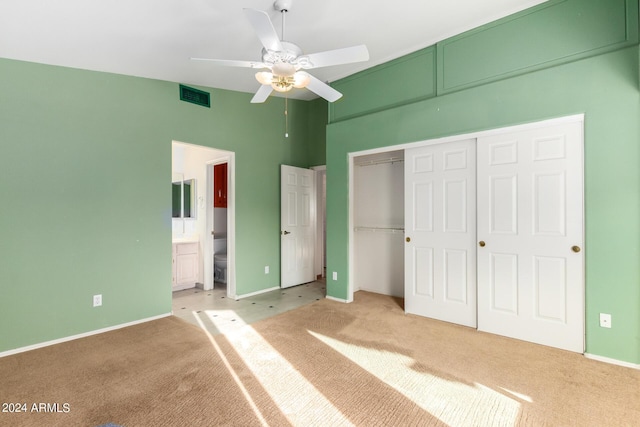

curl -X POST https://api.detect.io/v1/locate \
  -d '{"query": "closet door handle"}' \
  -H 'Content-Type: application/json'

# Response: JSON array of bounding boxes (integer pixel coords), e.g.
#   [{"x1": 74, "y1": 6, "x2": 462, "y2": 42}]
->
[
  {"x1": 406, "y1": 237, "x2": 411, "y2": 243},
  {"x1": 479, "y1": 241, "x2": 486, "y2": 247},
  {"x1": 282, "y1": 230, "x2": 291, "y2": 235}
]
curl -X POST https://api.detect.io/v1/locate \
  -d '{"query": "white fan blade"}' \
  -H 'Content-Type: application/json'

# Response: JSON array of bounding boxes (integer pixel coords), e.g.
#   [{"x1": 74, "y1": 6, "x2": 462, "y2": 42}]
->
[
  {"x1": 243, "y1": 8, "x2": 284, "y2": 52},
  {"x1": 251, "y1": 84, "x2": 273, "y2": 103},
  {"x1": 190, "y1": 58, "x2": 266, "y2": 69},
  {"x1": 302, "y1": 72, "x2": 343, "y2": 102},
  {"x1": 300, "y1": 45, "x2": 369, "y2": 69}
]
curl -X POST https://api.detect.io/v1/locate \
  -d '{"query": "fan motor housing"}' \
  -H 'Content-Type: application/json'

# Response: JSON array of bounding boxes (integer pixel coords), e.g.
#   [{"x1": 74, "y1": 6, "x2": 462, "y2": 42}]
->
[
  {"x1": 262, "y1": 41, "x2": 302, "y2": 66},
  {"x1": 274, "y1": 0, "x2": 293, "y2": 12}
]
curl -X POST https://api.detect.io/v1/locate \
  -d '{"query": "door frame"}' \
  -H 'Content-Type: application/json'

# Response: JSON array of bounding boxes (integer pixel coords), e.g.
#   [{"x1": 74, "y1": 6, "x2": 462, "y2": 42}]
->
[
  {"x1": 346, "y1": 114, "x2": 585, "y2": 303},
  {"x1": 311, "y1": 165, "x2": 327, "y2": 280},
  {"x1": 205, "y1": 154, "x2": 235, "y2": 298},
  {"x1": 171, "y1": 140, "x2": 235, "y2": 298}
]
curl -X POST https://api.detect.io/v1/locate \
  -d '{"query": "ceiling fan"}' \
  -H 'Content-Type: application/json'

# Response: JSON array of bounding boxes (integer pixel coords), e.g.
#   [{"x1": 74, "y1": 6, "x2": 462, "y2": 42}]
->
[{"x1": 191, "y1": 0, "x2": 369, "y2": 103}]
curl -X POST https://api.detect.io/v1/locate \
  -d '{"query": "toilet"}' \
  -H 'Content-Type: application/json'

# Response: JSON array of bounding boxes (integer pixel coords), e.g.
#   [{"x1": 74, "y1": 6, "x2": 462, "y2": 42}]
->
[{"x1": 214, "y1": 238, "x2": 227, "y2": 283}]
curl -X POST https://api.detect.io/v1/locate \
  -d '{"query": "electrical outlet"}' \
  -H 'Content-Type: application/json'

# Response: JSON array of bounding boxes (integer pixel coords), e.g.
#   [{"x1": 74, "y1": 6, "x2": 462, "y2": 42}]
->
[
  {"x1": 332, "y1": 272, "x2": 338, "y2": 281},
  {"x1": 264, "y1": 266, "x2": 269, "y2": 274},
  {"x1": 599, "y1": 313, "x2": 611, "y2": 328},
  {"x1": 93, "y1": 294, "x2": 102, "y2": 307}
]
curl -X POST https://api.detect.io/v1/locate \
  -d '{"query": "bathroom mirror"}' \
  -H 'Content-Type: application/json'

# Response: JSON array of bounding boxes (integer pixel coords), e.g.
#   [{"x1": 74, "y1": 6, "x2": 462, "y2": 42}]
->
[
  {"x1": 171, "y1": 175, "x2": 196, "y2": 219},
  {"x1": 182, "y1": 179, "x2": 195, "y2": 218}
]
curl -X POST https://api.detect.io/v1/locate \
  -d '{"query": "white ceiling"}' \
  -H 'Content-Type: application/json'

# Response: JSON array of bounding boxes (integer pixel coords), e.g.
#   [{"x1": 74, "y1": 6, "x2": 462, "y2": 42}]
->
[{"x1": 0, "y1": 0, "x2": 548, "y2": 101}]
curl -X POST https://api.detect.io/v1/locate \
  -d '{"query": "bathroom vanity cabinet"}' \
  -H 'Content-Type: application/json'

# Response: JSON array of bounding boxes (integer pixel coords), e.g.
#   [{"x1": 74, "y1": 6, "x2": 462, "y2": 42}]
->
[{"x1": 172, "y1": 242, "x2": 199, "y2": 291}]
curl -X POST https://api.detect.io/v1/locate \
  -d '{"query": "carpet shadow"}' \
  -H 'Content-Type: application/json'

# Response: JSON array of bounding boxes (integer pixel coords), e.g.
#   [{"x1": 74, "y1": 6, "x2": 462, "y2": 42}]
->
[
  {"x1": 247, "y1": 293, "x2": 483, "y2": 426},
  {"x1": 248, "y1": 291, "x2": 640, "y2": 427}
]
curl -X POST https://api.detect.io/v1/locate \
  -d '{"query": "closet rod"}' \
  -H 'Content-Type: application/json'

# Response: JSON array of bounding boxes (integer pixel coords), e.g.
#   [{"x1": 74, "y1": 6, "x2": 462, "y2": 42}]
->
[{"x1": 355, "y1": 157, "x2": 404, "y2": 167}]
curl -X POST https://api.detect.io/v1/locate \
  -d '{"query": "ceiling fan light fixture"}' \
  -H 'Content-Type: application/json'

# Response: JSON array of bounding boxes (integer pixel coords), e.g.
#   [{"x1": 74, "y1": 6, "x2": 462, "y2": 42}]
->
[
  {"x1": 255, "y1": 71, "x2": 273, "y2": 85},
  {"x1": 271, "y1": 75, "x2": 294, "y2": 92},
  {"x1": 193, "y1": 2, "x2": 369, "y2": 104},
  {"x1": 293, "y1": 71, "x2": 310, "y2": 88},
  {"x1": 256, "y1": 70, "x2": 308, "y2": 92}
]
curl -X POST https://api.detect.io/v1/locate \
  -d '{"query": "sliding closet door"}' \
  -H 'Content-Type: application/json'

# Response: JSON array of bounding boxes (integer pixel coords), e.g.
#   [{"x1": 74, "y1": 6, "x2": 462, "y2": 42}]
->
[
  {"x1": 404, "y1": 140, "x2": 477, "y2": 327},
  {"x1": 476, "y1": 122, "x2": 584, "y2": 353}
]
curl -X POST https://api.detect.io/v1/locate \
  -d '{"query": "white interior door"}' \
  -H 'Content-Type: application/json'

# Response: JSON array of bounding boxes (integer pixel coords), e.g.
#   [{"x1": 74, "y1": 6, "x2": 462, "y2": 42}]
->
[
  {"x1": 404, "y1": 140, "x2": 477, "y2": 327},
  {"x1": 281, "y1": 165, "x2": 316, "y2": 288},
  {"x1": 477, "y1": 121, "x2": 584, "y2": 353}
]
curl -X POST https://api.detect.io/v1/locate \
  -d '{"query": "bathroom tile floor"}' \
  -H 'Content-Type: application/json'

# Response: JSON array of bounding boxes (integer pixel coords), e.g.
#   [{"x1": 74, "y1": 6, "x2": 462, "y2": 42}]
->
[{"x1": 172, "y1": 279, "x2": 326, "y2": 336}]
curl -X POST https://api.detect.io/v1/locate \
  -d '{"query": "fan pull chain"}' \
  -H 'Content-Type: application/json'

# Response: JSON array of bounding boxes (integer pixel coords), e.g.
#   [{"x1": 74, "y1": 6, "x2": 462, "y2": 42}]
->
[{"x1": 285, "y1": 96, "x2": 289, "y2": 138}]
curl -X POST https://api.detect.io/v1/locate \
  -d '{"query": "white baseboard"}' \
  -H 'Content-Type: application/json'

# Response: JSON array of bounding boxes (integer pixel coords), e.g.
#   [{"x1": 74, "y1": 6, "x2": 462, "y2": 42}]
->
[
  {"x1": 0, "y1": 313, "x2": 172, "y2": 358},
  {"x1": 326, "y1": 295, "x2": 352, "y2": 303},
  {"x1": 584, "y1": 353, "x2": 640, "y2": 370},
  {"x1": 235, "y1": 286, "x2": 280, "y2": 300}
]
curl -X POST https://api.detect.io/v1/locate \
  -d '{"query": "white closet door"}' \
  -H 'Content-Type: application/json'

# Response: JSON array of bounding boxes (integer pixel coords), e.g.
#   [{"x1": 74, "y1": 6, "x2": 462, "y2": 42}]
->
[
  {"x1": 404, "y1": 139, "x2": 477, "y2": 327},
  {"x1": 477, "y1": 122, "x2": 584, "y2": 353}
]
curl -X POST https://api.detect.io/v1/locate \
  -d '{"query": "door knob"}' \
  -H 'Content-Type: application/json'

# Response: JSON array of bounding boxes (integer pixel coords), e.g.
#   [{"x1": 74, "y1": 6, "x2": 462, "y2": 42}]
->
[
  {"x1": 282, "y1": 230, "x2": 291, "y2": 235},
  {"x1": 406, "y1": 237, "x2": 411, "y2": 243},
  {"x1": 479, "y1": 241, "x2": 486, "y2": 247},
  {"x1": 572, "y1": 245, "x2": 581, "y2": 253}
]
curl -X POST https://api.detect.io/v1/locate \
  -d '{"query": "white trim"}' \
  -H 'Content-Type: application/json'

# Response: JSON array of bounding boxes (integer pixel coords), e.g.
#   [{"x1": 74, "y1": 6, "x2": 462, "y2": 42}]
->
[
  {"x1": 584, "y1": 353, "x2": 640, "y2": 370},
  {"x1": 205, "y1": 162, "x2": 214, "y2": 290},
  {"x1": 235, "y1": 286, "x2": 280, "y2": 300},
  {"x1": 346, "y1": 114, "x2": 585, "y2": 303},
  {"x1": 325, "y1": 295, "x2": 352, "y2": 303},
  {"x1": 347, "y1": 157, "x2": 355, "y2": 302},
  {"x1": 311, "y1": 165, "x2": 327, "y2": 279},
  {"x1": 349, "y1": 114, "x2": 586, "y2": 159},
  {"x1": 0, "y1": 313, "x2": 172, "y2": 358},
  {"x1": 204, "y1": 154, "x2": 236, "y2": 299},
  {"x1": 226, "y1": 154, "x2": 237, "y2": 299}
]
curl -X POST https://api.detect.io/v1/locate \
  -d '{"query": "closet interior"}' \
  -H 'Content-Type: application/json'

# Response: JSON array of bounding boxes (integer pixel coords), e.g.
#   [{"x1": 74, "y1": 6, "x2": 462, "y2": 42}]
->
[{"x1": 353, "y1": 150, "x2": 405, "y2": 297}]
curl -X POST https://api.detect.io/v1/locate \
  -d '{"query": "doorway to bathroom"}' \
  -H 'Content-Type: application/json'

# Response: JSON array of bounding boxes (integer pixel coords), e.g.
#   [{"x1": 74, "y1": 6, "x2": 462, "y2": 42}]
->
[
  {"x1": 209, "y1": 161, "x2": 229, "y2": 290},
  {"x1": 172, "y1": 141, "x2": 235, "y2": 298}
]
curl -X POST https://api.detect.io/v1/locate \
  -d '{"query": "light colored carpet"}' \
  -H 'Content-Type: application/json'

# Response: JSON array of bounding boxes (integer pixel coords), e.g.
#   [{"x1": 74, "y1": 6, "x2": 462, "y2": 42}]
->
[{"x1": 1, "y1": 291, "x2": 638, "y2": 426}]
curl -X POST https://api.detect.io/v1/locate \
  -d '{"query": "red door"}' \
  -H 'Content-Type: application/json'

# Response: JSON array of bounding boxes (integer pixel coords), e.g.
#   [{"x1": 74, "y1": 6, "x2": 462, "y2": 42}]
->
[{"x1": 214, "y1": 163, "x2": 227, "y2": 208}]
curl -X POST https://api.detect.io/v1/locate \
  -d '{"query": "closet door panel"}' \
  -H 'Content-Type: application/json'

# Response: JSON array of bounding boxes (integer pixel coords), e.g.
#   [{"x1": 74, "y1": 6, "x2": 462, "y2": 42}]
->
[
  {"x1": 477, "y1": 121, "x2": 584, "y2": 353},
  {"x1": 405, "y1": 139, "x2": 477, "y2": 327}
]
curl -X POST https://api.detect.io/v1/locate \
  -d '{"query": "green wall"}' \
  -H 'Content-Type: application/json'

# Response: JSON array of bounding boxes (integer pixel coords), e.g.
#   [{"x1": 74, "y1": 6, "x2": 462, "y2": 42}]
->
[
  {"x1": 0, "y1": 58, "x2": 323, "y2": 353},
  {"x1": 326, "y1": 0, "x2": 640, "y2": 364},
  {"x1": 306, "y1": 98, "x2": 328, "y2": 166}
]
